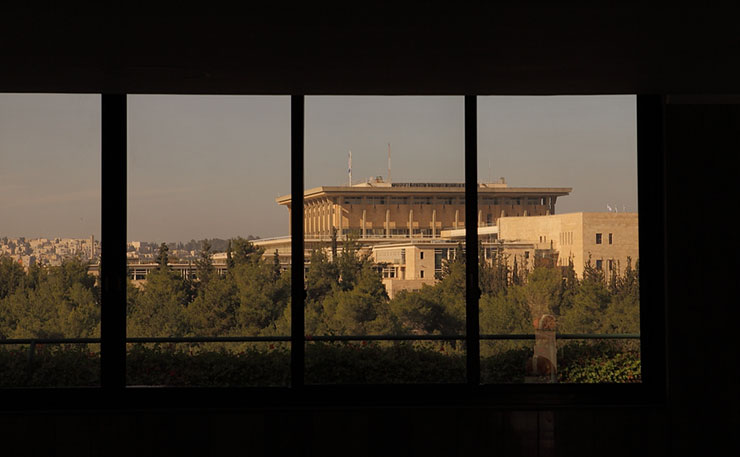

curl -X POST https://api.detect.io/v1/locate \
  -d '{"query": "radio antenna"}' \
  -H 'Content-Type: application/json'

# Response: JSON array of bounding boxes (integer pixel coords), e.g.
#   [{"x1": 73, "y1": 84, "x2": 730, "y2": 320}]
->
[{"x1": 387, "y1": 143, "x2": 392, "y2": 184}]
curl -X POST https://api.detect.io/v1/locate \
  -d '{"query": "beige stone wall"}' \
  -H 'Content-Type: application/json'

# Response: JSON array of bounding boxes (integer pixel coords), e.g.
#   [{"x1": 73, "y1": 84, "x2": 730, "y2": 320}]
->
[
  {"x1": 402, "y1": 245, "x2": 436, "y2": 280},
  {"x1": 382, "y1": 278, "x2": 436, "y2": 299},
  {"x1": 498, "y1": 212, "x2": 639, "y2": 278},
  {"x1": 579, "y1": 212, "x2": 639, "y2": 277}
]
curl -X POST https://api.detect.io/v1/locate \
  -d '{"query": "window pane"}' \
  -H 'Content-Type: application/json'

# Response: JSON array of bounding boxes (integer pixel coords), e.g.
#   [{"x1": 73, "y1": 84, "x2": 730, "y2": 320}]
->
[
  {"x1": 478, "y1": 96, "x2": 640, "y2": 384},
  {"x1": 0, "y1": 94, "x2": 101, "y2": 387},
  {"x1": 126, "y1": 95, "x2": 290, "y2": 387},
  {"x1": 304, "y1": 96, "x2": 466, "y2": 384}
]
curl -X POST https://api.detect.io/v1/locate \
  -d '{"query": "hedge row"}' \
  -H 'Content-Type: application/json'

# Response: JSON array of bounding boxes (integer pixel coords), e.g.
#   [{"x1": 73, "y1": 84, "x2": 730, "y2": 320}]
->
[{"x1": 0, "y1": 341, "x2": 640, "y2": 387}]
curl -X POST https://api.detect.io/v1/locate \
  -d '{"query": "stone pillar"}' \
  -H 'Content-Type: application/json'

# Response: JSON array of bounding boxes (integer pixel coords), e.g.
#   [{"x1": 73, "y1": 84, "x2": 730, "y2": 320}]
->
[
  {"x1": 310, "y1": 203, "x2": 315, "y2": 236},
  {"x1": 314, "y1": 202, "x2": 318, "y2": 236},
  {"x1": 308, "y1": 203, "x2": 313, "y2": 236},
  {"x1": 478, "y1": 209, "x2": 482, "y2": 227},
  {"x1": 320, "y1": 200, "x2": 325, "y2": 235},
  {"x1": 408, "y1": 209, "x2": 413, "y2": 238},
  {"x1": 318, "y1": 200, "x2": 323, "y2": 235},
  {"x1": 455, "y1": 209, "x2": 459, "y2": 229},
  {"x1": 337, "y1": 204, "x2": 344, "y2": 237},
  {"x1": 525, "y1": 314, "x2": 557, "y2": 383},
  {"x1": 326, "y1": 200, "x2": 331, "y2": 236},
  {"x1": 432, "y1": 209, "x2": 437, "y2": 238},
  {"x1": 305, "y1": 203, "x2": 310, "y2": 236},
  {"x1": 361, "y1": 209, "x2": 366, "y2": 238},
  {"x1": 385, "y1": 209, "x2": 390, "y2": 238}
]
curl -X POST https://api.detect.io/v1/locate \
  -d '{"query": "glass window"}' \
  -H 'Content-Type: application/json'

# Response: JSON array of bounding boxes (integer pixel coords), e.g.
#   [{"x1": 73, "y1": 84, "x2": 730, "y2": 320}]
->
[
  {"x1": 305, "y1": 96, "x2": 465, "y2": 384},
  {"x1": 0, "y1": 94, "x2": 101, "y2": 387},
  {"x1": 126, "y1": 95, "x2": 291, "y2": 387},
  {"x1": 478, "y1": 95, "x2": 639, "y2": 384}
]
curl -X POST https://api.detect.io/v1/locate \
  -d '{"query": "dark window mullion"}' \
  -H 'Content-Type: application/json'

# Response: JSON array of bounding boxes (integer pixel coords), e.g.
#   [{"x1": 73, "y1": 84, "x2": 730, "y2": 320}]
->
[
  {"x1": 291, "y1": 95, "x2": 305, "y2": 389},
  {"x1": 465, "y1": 95, "x2": 481, "y2": 386},
  {"x1": 100, "y1": 94, "x2": 127, "y2": 389},
  {"x1": 636, "y1": 94, "x2": 667, "y2": 396}
]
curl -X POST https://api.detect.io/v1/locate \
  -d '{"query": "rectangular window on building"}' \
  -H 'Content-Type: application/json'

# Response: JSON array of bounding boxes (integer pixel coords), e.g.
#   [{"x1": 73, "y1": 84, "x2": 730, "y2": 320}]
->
[
  {"x1": 343, "y1": 197, "x2": 363, "y2": 205},
  {"x1": 413, "y1": 197, "x2": 434, "y2": 205},
  {"x1": 609, "y1": 233, "x2": 613, "y2": 244},
  {"x1": 420, "y1": 251, "x2": 424, "y2": 260},
  {"x1": 419, "y1": 270, "x2": 424, "y2": 278},
  {"x1": 596, "y1": 233, "x2": 603, "y2": 244},
  {"x1": 596, "y1": 259, "x2": 603, "y2": 271}
]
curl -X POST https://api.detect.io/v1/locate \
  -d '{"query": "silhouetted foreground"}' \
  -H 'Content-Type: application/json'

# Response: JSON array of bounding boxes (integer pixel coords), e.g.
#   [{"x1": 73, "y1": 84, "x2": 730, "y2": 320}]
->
[{"x1": 0, "y1": 341, "x2": 639, "y2": 387}]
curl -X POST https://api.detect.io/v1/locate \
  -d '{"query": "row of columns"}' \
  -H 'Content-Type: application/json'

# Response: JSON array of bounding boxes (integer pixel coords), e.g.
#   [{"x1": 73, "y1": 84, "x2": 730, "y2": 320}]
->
[
  {"x1": 303, "y1": 198, "x2": 337, "y2": 237},
  {"x1": 298, "y1": 197, "x2": 557, "y2": 237}
]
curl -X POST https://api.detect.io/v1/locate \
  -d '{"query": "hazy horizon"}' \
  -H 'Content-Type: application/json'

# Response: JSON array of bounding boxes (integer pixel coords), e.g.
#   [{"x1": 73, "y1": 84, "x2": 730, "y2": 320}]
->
[{"x1": 1, "y1": 94, "x2": 637, "y2": 243}]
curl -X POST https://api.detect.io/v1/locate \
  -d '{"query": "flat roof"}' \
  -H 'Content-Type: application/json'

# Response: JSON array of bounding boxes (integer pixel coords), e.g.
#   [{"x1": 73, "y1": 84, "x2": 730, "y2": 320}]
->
[{"x1": 277, "y1": 183, "x2": 572, "y2": 205}]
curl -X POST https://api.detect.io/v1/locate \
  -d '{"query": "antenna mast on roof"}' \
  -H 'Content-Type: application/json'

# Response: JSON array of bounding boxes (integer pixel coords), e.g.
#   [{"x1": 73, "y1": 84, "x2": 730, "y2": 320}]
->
[
  {"x1": 348, "y1": 150, "x2": 352, "y2": 186},
  {"x1": 388, "y1": 143, "x2": 391, "y2": 184}
]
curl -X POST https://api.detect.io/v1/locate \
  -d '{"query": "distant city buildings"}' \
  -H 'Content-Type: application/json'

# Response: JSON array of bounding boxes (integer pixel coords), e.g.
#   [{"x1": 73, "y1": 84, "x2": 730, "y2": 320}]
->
[{"x1": 0, "y1": 236, "x2": 99, "y2": 268}]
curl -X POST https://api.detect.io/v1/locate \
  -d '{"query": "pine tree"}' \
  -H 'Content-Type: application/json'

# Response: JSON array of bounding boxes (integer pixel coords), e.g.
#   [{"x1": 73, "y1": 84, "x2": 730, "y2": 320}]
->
[
  {"x1": 194, "y1": 240, "x2": 215, "y2": 288},
  {"x1": 226, "y1": 239, "x2": 234, "y2": 269},
  {"x1": 331, "y1": 226, "x2": 338, "y2": 259},
  {"x1": 155, "y1": 242, "x2": 169, "y2": 269},
  {"x1": 231, "y1": 237, "x2": 264, "y2": 266},
  {"x1": 559, "y1": 256, "x2": 610, "y2": 333},
  {"x1": 272, "y1": 249, "x2": 281, "y2": 281}
]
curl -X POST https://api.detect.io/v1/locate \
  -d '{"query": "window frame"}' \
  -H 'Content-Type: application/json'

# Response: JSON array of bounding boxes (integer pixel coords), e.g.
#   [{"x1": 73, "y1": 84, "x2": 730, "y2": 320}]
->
[{"x1": 1, "y1": 94, "x2": 667, "y2": 411}]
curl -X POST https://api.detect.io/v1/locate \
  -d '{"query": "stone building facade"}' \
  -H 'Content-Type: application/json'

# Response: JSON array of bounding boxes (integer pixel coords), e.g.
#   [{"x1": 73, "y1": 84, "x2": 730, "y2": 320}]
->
[
  {"x1": 276, "y1": 178, "x2": 571, "y2": 239},
  {"x1": 497, "y1": 212, "x2": 639, "y2": 279}
]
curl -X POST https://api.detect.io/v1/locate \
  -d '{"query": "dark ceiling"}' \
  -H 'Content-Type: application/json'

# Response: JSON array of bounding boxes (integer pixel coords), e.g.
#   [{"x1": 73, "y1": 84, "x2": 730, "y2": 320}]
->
[{"x1": 2, "y1": 6, "x2": 738, "y2": 94}]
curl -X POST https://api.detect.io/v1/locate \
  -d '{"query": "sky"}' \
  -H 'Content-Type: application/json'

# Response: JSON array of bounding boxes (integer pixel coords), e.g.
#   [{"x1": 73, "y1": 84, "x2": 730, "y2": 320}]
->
[{"x1": 0, "y1": 94, "x2": 636, "y2": 242}]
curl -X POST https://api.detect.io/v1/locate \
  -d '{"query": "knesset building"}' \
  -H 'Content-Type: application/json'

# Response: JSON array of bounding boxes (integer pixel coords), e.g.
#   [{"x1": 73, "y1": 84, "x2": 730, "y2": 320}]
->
[
  {"x1": 276, "y1": 177, "x2": 571, "y2": 239},
  {"x1": 254, "y1": 179, "x2": 636, "y2": 297}
]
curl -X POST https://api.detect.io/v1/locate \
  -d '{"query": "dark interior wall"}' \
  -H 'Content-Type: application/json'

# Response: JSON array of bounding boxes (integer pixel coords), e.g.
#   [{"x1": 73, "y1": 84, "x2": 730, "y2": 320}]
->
[{"x1": 1, "y1": 6, "x2": 739, "y2": 456}]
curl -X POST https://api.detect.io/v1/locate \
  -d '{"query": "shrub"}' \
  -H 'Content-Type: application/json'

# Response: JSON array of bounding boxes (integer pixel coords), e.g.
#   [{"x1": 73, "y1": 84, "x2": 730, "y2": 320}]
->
[{"x1": 0, "y1": 340, "x2": 640, "y2": 386}]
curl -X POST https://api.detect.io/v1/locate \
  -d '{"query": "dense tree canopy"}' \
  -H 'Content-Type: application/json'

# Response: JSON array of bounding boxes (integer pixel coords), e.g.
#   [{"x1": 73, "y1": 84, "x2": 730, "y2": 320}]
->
[
  {"x1": 0, "y1": 256, "x2": 99, "y2": 339},
  {"x1": 1, "y1": 243, "x2": 639, "y2": 345}
]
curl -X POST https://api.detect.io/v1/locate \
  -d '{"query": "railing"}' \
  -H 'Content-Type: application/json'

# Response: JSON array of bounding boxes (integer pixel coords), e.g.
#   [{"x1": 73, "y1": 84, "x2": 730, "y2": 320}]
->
[{"x1": 1, "y1": 333, "x2": 639, "y2": 384}]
